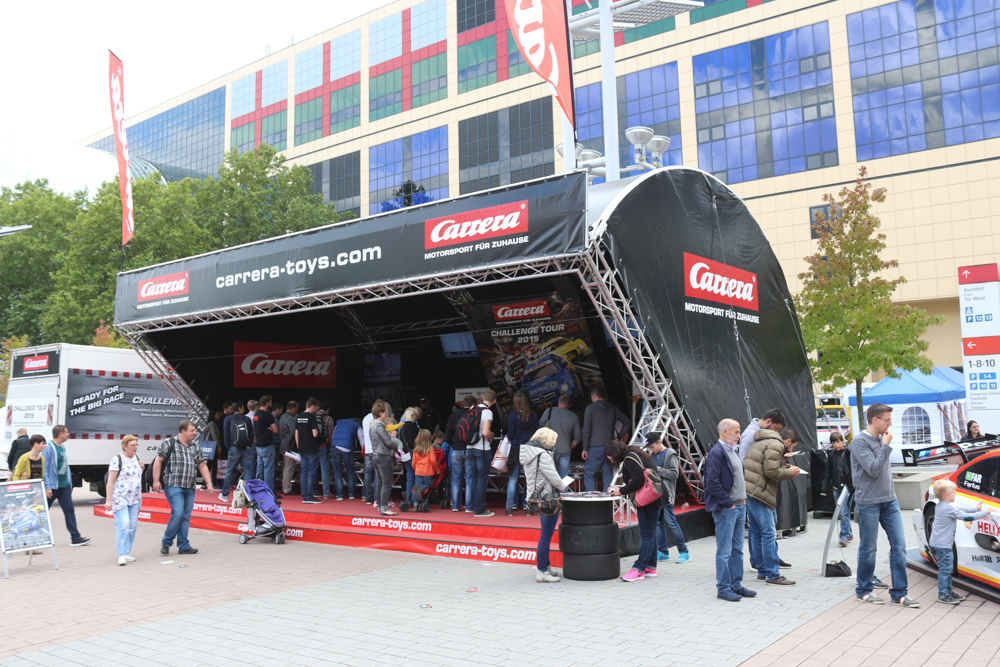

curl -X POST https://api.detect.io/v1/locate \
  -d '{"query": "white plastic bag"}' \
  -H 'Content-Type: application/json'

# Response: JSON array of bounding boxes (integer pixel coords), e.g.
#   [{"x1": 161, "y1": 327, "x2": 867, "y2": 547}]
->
[{"x1": 492, "y1": 436, "x2": 511, "y2": 473}]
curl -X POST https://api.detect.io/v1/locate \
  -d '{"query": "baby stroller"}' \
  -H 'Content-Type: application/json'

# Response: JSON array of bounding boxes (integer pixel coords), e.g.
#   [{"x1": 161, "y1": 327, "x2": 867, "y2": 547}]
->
[
  {"x1": 235, "y1": 479, "x2": 287, "y2": 545},
  {"x1": 424, "y1": 447, "x2": 451, "y2": 510}
]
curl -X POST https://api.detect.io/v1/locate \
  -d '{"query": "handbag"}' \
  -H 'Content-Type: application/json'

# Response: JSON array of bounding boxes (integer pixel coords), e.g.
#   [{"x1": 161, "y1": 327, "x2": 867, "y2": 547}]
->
[
  {"x1": 492, "y1": 436, "x2": 510, "y2": 473},
  {"x1": 526, "y1": 452, "x2": 561, "y2": 517},
  {"x1": 824, "y1": 560, "x2": 852, "y2": 577},
  {"x1": 630, "y1": 454, "x2": 663, "y2": 507}
]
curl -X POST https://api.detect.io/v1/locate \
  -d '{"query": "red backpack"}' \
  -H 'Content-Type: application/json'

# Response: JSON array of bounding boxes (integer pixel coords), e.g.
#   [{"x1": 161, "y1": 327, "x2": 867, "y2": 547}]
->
[{"x1": 453, "y1": 406, "x2": 483, "y2": 448}]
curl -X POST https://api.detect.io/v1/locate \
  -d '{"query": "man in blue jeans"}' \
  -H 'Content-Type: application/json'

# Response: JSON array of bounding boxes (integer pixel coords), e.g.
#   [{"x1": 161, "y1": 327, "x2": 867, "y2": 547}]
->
[
  {"x1": 219, "y1": 402, "x2": 255, "y2": 502},
  {"x1": 646, "y1": 432, "x2": 690, "y2": 563},
  {"x1": 445, "y1": 395, "x2": 476, "y2": 512},
  {"x1": 742, "y1": 426, "x2": 799, "y2": 586},
  {"x1": 296, "y1": 398, "x2": 323, "y2": 504},
  {"x1": 468, "y1": 391, "x2": 497, "y2": 517},
  {"x1": 42, "y1": 425, "x2": 91, "y2": 546},
  {"x1": 703, "y1": 419, "x2": 756, "y2": 602},
  {"x1": 153, "y1": 421, "x2": 214, "y2": 555},
  {"x1": 253, "y1": 395, "x2": 279, "y2": 494},
  {"x1": 581, "y1": 386, "x2": 629, "y2": 492},
  {"x1": 851, "y1": 403, "x2": 919, "y2": 608}
]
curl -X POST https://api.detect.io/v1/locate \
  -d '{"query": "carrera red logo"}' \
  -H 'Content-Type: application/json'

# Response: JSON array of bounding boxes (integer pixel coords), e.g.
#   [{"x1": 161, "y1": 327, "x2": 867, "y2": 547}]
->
[
  {"x1": 424, "y1": 201, "x2": 529, "y2": 249},
  {"x1": 6, "y1": 483, "x2": 30, "y2": 492},
  {"x1": 684, "y1": 253, "x2": 758, "y2": 311},
  {"x1": 493, "y1": 300, "x2": 550, "y2": 322},
  {"x1": 234, "y1": 342, "x2": 337, "y2": 389},
  {"x1": 138, "y1": 271, "x2": 189, "y2": 302},
  {"x1": 23, "y1": 356, "x2": 49, "y2": 371}
]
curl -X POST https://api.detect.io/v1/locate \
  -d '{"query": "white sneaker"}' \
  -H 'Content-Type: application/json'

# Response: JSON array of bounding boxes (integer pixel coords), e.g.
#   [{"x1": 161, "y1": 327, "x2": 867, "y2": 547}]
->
[
  {"x1": 536, "y1": 569, "x2": 561, "y2": 583},
  {"x1": 218, "y1": 493, "x2": 229, "y2": 502},
  {"x1": 118, "y1": 556, "x2": 127, "y2": 566},
  {"x1": 124, "y1": 555, "x2": 136, "y2": 562}
]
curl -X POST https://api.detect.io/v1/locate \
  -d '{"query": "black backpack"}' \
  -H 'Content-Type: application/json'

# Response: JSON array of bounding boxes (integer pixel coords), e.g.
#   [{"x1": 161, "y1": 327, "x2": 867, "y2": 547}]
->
[
  {"x1": 142, "y1": 439, "x2": 177, "y2": 492},
  {"x1": 454, "y1": 406, "x2": 483, "y2": 448},
  {"x1": 230, "y1": 417, "x2": 252, "y2": 448}
]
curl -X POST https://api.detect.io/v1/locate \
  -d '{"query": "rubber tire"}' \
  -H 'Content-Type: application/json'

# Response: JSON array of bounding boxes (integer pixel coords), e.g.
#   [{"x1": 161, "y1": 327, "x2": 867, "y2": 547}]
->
[
  {"x1": 559, "y1": 523, "x2": 619, "y2": 556},
  {"x1": 419, "y1": 501, "x2": 430, "y2": 513},
  {"x1": 562, "y1": 552, "x2": 621, "y2": 581},
  {"x1": 440, "y1": 499, "x2": 451, "y2": 510},
  {"x1": 400, "y1": 502, "x2": 411, "y2": 512},
  {"x1": 239, "y1": 533, "x2": 248, "y2": 544},
  {"x1": 562, "y1": 500, "x2": 614, "y2": 526},
  {"x1": 276, "y1": 533, "x2": 285, "y2": 545}
]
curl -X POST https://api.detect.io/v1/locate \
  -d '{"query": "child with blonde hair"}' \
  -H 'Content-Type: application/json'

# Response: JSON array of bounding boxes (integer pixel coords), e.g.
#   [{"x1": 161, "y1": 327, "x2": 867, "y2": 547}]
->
[
  {"x1": 410, "y1": 429, "x2": 439, "y2": 512},
  {"x1": 929, "y1": 479, "x2": 989, "y2": 604}
]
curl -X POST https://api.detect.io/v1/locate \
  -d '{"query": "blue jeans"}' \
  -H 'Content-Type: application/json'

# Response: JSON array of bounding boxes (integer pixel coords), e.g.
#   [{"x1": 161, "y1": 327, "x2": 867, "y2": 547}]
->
[
  {"x1": 856, "y1": 499, "x2": 908, "y2": 599},
  {"x1": 318, "y1": 446, "x2": 330, "y2": 496},
  {"x1": 537, "y1": 511, "x2": 560, "y2": 572},
  {"x1": 633, "y1": 502, "x2": 659, "y2": 572},
  {"x1": 584, "y1": 446, "x2": 613, "y2": 492},
  {"x1": 47, "y1": 484, "x2": 81, "y2": 540},
  {"x1": 222, "y1": 446, "x2": 255, "y2": 495},
  {"x1": 836, "y1": 487, "x2": 854, "y2": 542},
  {"x1": 300, "y1": 452, "x2": 321, "y2": 502},
  {"x1": 747, "y1": 497, "x2": 780, "y2": 580},
  {"x1": 255, "y1": 446, "x2": 276, "y2": 493},
  {"x1": 931, "y1": 545, "x2": 955, "y2": 599},
  {"x1": 712, "y1": 503, "x2": 746, "y2": 595},
  {"x1": 656, "y1": 503, "x2": 689, "y2": 554},
  {"x1": 331, "y1": 448, "x2": 357, "y2": 499},
  {"x1": 450, "y1": 450, "x2": 473, "y2": 510},
  {"x1": 162, "y1": 486, "x2": 195, "y2": 550},
  {"x1": 114, "y1": 503, "x2": 139, "y2": 556},
  {"x1": 414, "y1": 475, "x2": 433, "y2": 499},
  {"x1": 468, "y1": 448, "x2": 491, "y2": 514},
  {"x1": 506, "y1": 459, "x2": 523, "y2": 509},
  {"x1": 363, "y1": 453, "x2": 375, "y2": 502},
  {"x1": 554, "y1": 453, "x2": 571, "y2": 479},
  {"x1": 403, "y1": 459, "x2": 416, "y2": 503}
]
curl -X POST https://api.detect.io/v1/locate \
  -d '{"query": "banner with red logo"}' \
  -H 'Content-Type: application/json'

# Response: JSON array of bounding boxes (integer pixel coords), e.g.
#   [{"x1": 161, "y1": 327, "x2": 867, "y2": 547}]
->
[
  {"x1": 503, "y1": 0, "x2": 576, "y2": 127},
  {"x1": 12, "y1": 349, "x2": 60, "y2": 378},
  {"x1": 233, "y1": 342, "x2": 337, "y2": 389},
  {"x1": 115, "y1": 172, "x2": 586, "y2": 325},
  {"x1": 108, "y1": 51, "x2": 135, "y2": 246}
]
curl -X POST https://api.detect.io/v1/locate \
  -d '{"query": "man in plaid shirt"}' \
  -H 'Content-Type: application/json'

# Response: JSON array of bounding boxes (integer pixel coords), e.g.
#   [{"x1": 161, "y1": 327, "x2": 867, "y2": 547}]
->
[
  {"x1": 318, "y1": 402, "x2": 337, "y2": 499},
  {"x1": 153, "y1": 420, "x2": 214, "y2": 555}
]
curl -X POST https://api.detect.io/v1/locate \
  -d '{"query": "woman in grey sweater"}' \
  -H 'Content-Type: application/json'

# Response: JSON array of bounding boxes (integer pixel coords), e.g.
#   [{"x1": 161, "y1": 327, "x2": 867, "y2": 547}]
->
[
  {"x1": 520, "y1": 427, "x2": 568, "y2": 583},
  {"x1": 370, "y1": 403, "x2": 401, "y2": 516}
]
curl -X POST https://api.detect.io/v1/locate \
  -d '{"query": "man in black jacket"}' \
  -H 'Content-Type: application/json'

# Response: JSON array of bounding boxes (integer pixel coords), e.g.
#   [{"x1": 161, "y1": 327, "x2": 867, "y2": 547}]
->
[
  {"x1": 7, "y1": 429, "x2": 30, "y2": 472},
  {"x1": 827, "y1": 432, "x2": 854, "y2": 547},
  {"x1": 582, "y1": 386, "x2": 630, "y2": 491}
]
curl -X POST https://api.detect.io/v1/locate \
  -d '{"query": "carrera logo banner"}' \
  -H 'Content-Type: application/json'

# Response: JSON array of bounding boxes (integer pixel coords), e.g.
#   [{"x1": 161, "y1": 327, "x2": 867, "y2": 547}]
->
[
  {"x1": 684, "y1": 253, "x2": 759, "y2": 312},
  {"x1": 424, "y1": 201, "x2": 529, "y2": 250},
  {"x1": 234, "y1": 342, "x2": 337, "y2": 389},
  {"x1": 23, "y1": 356, "x2": 49, "y2": 371},
  {"x1": 138, "y1": 271, "x2": 189, "y2": 303},
  {"x1": 493, "y1": 300, "x2": 550, "y2": 322}
]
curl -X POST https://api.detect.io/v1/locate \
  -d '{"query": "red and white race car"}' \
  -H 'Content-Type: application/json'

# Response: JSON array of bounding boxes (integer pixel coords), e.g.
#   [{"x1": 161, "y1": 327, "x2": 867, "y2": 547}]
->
[{"x1": 913, "y1": 450, "x2": 1000, "y2": 590}]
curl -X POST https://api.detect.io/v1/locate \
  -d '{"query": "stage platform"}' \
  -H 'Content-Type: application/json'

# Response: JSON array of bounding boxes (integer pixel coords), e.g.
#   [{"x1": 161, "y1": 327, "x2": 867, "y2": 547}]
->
[{"x1": 95, "y1": 493, "x2": 710, "y2": 566}]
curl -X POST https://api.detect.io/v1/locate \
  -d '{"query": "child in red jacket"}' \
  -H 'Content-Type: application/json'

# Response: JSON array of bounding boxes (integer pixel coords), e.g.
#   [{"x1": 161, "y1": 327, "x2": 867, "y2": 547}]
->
[{"x1": 411, "y1": 429, "x2": 439, "y2": 511}]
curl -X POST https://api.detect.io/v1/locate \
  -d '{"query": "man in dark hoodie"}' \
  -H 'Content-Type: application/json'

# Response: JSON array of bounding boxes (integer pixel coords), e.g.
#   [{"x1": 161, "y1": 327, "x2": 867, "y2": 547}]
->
[
  {"x1": 7, "y1": 428, "x2": 30, "y2": 473},
  {"x1": 581, "y1": 386, "x2": 630, "y2": 491},
  {"x1": 743, "y1": 425, "x2": 799, "y2": 586}
]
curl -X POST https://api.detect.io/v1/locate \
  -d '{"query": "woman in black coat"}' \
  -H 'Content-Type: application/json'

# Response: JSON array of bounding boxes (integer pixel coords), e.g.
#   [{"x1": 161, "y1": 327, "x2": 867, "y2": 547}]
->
[{"x1": 607, "y1": 439, "x2": 661, "y2": 582}]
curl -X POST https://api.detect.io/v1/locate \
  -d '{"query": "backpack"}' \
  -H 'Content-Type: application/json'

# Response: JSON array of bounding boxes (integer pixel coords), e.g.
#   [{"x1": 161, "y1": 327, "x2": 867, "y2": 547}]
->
[
  {"x1": 453, "y1": 406, "x2": 484, "y2": 448},
  {"x1": 142, "y1": 439, "x2": 177, "y2": 492},
  {"x1": 103, "y1": 454, "x2": 123, "y2": 493},
  {"x1": 230, "y1": 417, "x2": 252, "y2": 449}
]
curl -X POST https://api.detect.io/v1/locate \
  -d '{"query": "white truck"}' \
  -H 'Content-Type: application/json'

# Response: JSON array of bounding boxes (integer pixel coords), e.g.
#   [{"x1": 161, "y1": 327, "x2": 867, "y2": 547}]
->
[{"x1": 2, "y1": 343, "x2": 198, "y2": 496}]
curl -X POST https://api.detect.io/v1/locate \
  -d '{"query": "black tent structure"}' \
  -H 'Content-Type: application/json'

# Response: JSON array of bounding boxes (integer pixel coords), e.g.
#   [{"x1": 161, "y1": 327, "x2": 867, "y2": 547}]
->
[{"x1": 115, "y1": 168, "x2": 814, "y2": 505}]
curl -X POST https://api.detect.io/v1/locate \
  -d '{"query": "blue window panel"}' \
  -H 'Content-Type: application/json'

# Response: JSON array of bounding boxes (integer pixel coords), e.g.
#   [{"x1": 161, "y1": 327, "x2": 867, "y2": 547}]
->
[
  {"x1": 804, "y1": 121, "x2": 822, "y2": 155},
  {"x1": 986, "y1": 120, "x2": 1000, "y2": 137},
  {"x1": 943, "y1": 92, "x2": 964, "y2": 127},
  {"x1": 936, "y1": 0, "x2": 955, "y2": 23},
  {"x1": 887, "y1": 86, "x2": 905, "y2": 105},
  {"x1": 905, "y1": 100, "x2": 926, "y2": 134},
  {"x1": 261, "y1": 61, "x2": 288, "y2": 107},
  {"x1": 693, "y1": 55, "x2": 707, "y2": 85},
  {"x1": 962, "y1": 88, "x2": 983, "y2": 123},
  {"x1": 410, "y1": 0, "x2": 448, "y2": 50},
  {"x1": 908, "y1": 135, "x2": 927, "y2": 151},
  {"x1": 821, "y1": 117, "x2": 838, "y2": 151},
  {"x1": 774, "y1": 159, "x2": 790, "y2": 176},
  {"x1": 858, "y1": 144, "x2": 874, "y2": 161},
  {"x1": 331, "y1": 30, "x2": 362, "y2": 81},
  {"x1": 983, "y1": 83, "x2": 1000, "y2": 120},
  {"x1": 787, "y1": 124, "x2": 805, "y2": 157},
  {"x1": 847, "y1": 14, "x2": 865, "y2": 45},
  {"x1": 882, "y1": 4, "x2": 901, "y2": 34},
  {"x1": 884, "y1": 51, "x2": 902, "y2": 71},
  {"x1": 965, "y1": 123, "x2": 985, "y2": 140},
  {"x1": 984, "y1": 64, "x2": 1000, "y2": 85},
  {"x1": 232, "y1": 73, "x2": 256, "y2": 118},
  {"x1": 871, "y1": 107, "x2": 890, "y2": 141},
  {"x1": 296, "y1": 45, "x2": 324, "y2": 94},
  {"x1": 370, "y1": 13, "x2": 403, "y2": 66},
  {"x1": 863, "y1": 8, "x2": 882, "y2": 41},
  {"x1": 888, "y1": 103, "x2": 908, "y2": 138}
]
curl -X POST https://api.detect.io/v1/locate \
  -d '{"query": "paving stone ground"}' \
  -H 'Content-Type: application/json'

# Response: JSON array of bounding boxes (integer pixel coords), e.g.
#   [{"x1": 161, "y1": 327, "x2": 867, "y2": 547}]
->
[{"x1": 2, "y1": 490, "x2": 998, "y2": 666}]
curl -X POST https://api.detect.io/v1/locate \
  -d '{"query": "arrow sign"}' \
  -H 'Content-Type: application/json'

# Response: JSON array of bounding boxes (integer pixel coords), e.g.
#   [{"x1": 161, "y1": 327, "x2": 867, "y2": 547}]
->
[
  {"x1": 958, "y1": 264, "x2": 999, "y2": 285},
  {"x1": 968, "y1": 341, "x2": 977, "y2": 350},
  {"x1": 963, "y1": 270, "x2": 971, "y2": 278},
  {"x1": 963, "y1": 336, "x2": 1000, "y2": 356}
]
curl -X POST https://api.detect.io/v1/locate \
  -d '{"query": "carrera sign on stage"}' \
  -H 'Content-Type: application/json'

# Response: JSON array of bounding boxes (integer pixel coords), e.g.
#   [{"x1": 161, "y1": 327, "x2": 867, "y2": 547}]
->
[{"x1": 115, "y1": 173, "x2": 587, "y2": 325}]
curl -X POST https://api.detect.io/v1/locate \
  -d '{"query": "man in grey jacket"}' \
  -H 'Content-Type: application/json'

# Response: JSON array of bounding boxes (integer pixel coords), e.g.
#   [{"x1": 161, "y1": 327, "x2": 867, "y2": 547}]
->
[
  {"x1": 647, "y1": 432, "x2": 690, "y2": 563},
  {"x1": 851, "y1": 403, "x2": 919, "y2": 608},
  {"x1": 540, "y1": 394, "x2": 581, "y2": 478},
  {"x1": 581, "y1": 386, "x2": 630, "y2": 491}
]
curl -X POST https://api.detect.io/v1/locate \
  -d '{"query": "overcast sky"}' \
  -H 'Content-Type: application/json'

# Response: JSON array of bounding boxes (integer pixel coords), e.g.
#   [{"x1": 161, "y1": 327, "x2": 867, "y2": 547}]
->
[{"x1": 0, "y1": 1, "x2": 396, "y2": 148}]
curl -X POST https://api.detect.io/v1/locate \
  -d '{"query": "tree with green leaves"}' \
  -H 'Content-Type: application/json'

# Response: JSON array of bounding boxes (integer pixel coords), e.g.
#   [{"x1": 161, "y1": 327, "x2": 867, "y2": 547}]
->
[{"x1": 796, "y1": 166, "x2": 943, "y2": 432}]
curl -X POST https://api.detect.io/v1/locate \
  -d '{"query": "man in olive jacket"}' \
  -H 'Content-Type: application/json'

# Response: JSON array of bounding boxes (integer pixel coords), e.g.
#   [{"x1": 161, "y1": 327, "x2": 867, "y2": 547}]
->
[{"x1": 743, "y1": 428, "x2": 800, "y2": 586}]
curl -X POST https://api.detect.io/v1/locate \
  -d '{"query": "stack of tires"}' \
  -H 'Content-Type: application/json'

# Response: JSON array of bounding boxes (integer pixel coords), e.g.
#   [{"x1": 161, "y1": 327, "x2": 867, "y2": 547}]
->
[{"x1": 559, "y1": 499, "x2": 620, "y2": 581}]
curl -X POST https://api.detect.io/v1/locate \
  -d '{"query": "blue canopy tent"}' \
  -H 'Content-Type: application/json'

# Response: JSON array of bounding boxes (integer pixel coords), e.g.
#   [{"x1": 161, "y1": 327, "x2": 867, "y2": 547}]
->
[{"x1": 932, "y1": 366, "x2": 965, "y2": 390}]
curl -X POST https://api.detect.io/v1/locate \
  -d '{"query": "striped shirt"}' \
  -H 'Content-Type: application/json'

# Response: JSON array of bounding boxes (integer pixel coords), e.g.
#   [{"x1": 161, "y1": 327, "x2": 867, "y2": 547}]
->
[{"x1": 157, "y1": 437, "x2": 204, "y2": 489}]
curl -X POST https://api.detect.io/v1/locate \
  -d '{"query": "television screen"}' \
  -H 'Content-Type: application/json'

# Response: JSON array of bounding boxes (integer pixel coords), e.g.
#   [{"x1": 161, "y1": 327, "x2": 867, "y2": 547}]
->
[
  {"x1": 364, "y1": 351, "x2": 401, "y2": 383},
  {"x1": 439, "y1": 333, "x2": 479, "y2": 358}
]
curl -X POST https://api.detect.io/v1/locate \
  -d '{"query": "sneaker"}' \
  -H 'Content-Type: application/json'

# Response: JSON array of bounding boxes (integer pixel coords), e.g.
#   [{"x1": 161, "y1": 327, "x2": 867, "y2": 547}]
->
[
  {"x1": 118, "y1": 555, "x2": 127, "y2": 566},
  {"x1": 938, "y1": 594, "x2": 961, "y2": 605},
  {"x1": 349, "y1": 496, "x2": 356, "y2": 500},
  {"x1": 657, "y1": 551, "x2": 670, "y2": 561},
  {"x1": 505, "y1": 507, "x2": 514, "y2": 517},
  {"x1": 547, "y1": 567, "x2": 560, "y2": 577},
  {"x1": 766, "y1": 576, "x2": 796, "y2": 586},
  {"x1": 871, "y1": 577, "x2": 889, "y2": 589},
  {"x1": 178, "y1": 547, "x2": 199, "y2": 555},
  {"x1": 380, "y1": 510, "x2": 399, "y2": 516},
  {"x1": 323, "y1": 495, "x2": 333, "y2": 500},
  {"x1": 303, "y1": 498, "x2": 323, "y2": 504},
  {"x1": 413, "y1": 488, "x2": 423, "y2": 503},
  {"x1": 757, "y1": 574, "x2": 766, "y2": 581},
  {"x1": 621, "y1": 568, "x2": 645, "y2": 582},
  {"x1": 70, "y1": 536, "x2": 92, "y2": 547},
  {"x1": 676, "y1": 552, "x2": 691, "y2": 564},
  {"x1": 779, "y1": 559, "x2": 791, "y2": 569},
  {"x1": 838, "y1": 540, "x2": 849, "y2": 547},
  {"x1": 452, "y1": 507, "x2": 460, "y2": 512},
  {"x1": 474, "y1": 511, "x2": 495, "y2": 518},
  {"x1": 124, "y1": 555, "x2": 136, "y2": 562},
  {"x1": 857, "y1": 593, "x2": 885, "y2": 605},
  {"x1": 365, "y1": 500, "x2": 372, "y2": 504},
  {"x1": 717, "y1": 589, "x2": 741, "y2": 602},
  {"x1": 733, "y1": 586, "x2": 757, "y2": 598},
  {"x1": 536, "y1": 569, "x2": 561, "y2": 583},
  {"x1": 465, "y1": 509, "x2": 474, "y2": 514},
  {"x1": 953, "y1": 592, "x2": 967, "y2": 602},
  {"x1": 160, "y1": 546, "x2": 169, "y2": 555},
  {"x1": 643, "y1": 567, "x2": 657, "y2": 577},
  {"x1": 218, "y1": 493, "x2": 229, "y2": 503},
  {"x1": 336, "y1": 497, "x2": 344, "y2": 501},
  {"x1": 891, "y1": 595, "x2": 921, "y2": 609}
]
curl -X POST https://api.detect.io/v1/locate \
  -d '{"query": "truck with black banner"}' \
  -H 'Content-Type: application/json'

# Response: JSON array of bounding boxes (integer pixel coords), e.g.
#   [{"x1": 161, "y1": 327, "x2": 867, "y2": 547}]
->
[{"x1": 2, "y1": 344, "x2": 194, "y2": 496}]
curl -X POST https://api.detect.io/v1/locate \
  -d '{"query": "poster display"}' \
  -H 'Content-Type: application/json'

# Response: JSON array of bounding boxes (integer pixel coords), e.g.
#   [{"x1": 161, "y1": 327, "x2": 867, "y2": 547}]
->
[
  {"x1": 5, "y1": 399, "x2": 57, "y2": 439},
  {"x1": 959, "y1": 264, "x2": 1000, "y2": 428},
  {"x1": 11, "y1": 349, "x2": 60, "y2": 378},
  {"x1": 1, "y1": 480, "x2": 54, "y2": 554},
  {"x1": 65, "y1": 369, "x2": 188, "y2": 439}
]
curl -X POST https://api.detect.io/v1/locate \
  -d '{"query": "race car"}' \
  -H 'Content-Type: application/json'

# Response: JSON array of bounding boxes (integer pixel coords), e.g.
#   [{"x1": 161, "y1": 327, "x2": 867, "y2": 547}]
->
[
  {"x1": 912, "y1": 450, "x2": 1000, "y2": 590},
  {"x1": 540, "y1": 336, "x2": 590, "y2": 362}
]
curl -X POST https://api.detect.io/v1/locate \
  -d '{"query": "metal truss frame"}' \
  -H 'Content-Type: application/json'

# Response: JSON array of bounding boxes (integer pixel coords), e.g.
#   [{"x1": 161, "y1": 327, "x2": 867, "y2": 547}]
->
[{"x1": 365, "y1": 316, "x2": 467, "y2": 337}]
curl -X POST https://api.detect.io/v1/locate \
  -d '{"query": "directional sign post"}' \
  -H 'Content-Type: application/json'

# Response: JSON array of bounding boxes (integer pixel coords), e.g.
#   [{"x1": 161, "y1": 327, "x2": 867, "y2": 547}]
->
[{"x1": 959, "y1": 264, "x2": 1000, "y2": 429}]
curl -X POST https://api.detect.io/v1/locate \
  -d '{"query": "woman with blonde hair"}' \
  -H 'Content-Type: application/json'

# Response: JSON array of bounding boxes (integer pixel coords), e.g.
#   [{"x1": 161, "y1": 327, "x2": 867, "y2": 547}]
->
[
  {"x1": 105, "y1": 435, "x2": 145, "y2": 565},
  {"x1": 520, "y1": 427, "x2": 569, "y2": 583}
]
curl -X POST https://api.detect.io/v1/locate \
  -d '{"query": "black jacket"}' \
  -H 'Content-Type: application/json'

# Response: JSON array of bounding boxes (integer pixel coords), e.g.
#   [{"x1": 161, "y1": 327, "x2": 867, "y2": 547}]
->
[
  {"x1": 827, "y1": 447, "x2": 853, "y2": 493},
  {"x1": 7, "y1": 435, "x2": 30, "y2": 472}
]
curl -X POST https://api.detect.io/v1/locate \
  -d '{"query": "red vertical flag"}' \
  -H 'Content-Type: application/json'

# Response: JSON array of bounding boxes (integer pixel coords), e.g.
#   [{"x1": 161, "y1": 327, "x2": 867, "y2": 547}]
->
[
  {"x1": 108, "y1": 51, "x2": 135, "y2": 246},
  {"x1": 504, "y1": 0, "x2": 576, "y2": 128}
]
